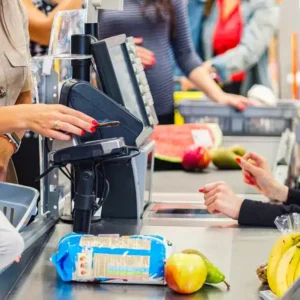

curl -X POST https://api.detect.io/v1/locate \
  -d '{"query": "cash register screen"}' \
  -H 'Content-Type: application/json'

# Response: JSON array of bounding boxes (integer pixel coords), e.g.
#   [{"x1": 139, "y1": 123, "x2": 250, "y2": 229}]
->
[{"x1": 108, "y1": 45, "x2": 147, "y2": 126}]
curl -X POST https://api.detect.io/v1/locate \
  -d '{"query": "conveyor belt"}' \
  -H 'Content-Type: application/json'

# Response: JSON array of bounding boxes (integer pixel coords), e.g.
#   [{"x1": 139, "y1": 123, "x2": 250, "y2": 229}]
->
[
  {"x1": 8, "y1": 220, "x2": 278, "y2": 300},
  {"x1": 153, "y1": 136, "x2": 280, "y2": 194}
]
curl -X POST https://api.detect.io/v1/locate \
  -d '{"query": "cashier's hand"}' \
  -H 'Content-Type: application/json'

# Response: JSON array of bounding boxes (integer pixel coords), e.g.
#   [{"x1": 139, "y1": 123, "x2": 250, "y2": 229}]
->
[
  {"x1": 134, "y1": 37, "x2": 156, "y2": 69},
  {"x1": 17, "y1": 104, "x2": 97, "y2": 141},
  {"x1": 237, "y1": 153, "x2": 289, "y2": 202},
  {"x1": 200, "y1": 181, "x2": 243, "y2": 220}
]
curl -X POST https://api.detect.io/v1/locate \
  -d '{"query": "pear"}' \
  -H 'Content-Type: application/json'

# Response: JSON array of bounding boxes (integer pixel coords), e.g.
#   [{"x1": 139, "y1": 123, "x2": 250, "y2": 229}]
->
[
  {"x1": 182, "y1": 249, "x2": 230, "y2": 289},
  {"x1": 228, "y1": 145, "x2": 246, "y2": 157},
  {"x1": 210, "y1": 148, "x2": 241, "y2": 170}
]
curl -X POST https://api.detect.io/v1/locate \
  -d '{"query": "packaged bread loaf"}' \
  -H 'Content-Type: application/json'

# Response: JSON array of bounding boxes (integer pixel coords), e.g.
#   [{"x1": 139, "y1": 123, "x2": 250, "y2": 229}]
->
[{"x1": 51, "y1": 233, "x2": 173, "y2": 285}]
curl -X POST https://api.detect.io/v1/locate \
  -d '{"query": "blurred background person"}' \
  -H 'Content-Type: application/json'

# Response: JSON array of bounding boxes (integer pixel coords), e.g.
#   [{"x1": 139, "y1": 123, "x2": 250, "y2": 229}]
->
[
  {"x1": 177, "y1": 0, "x2": 279, "y2": 95},
  {"x1": 98, "y1": 0, "x2": 255, "y2": 126},
  {"x1": 13, "y1": 0, "x2": 83, "y2": 195}
]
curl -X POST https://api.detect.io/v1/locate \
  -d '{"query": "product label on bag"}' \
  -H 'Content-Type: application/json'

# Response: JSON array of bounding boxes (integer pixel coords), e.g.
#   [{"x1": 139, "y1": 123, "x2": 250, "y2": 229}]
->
[
  {"x1": 79, "y1": 236, "x2": 151, "y2": 250},
  {"x1": 93, "y1": 254, "x2": 150, "y2": 280}
]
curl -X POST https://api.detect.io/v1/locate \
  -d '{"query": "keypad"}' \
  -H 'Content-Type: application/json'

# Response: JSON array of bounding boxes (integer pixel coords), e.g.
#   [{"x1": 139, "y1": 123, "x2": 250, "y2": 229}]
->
[{"x1": 126, "y1": 37, "x2": 158, "y2": 126}]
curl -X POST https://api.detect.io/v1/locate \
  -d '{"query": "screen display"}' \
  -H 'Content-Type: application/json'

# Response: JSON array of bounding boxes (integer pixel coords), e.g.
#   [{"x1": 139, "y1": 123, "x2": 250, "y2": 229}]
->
[{"x1": 109, "y1": 45, "x2": 147, "y2": 126}]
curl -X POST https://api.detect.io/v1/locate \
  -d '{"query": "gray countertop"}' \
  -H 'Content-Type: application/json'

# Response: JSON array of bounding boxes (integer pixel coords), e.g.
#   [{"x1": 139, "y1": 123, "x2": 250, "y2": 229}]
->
[
  {"x1": 8, "y1": 220, "x2": 279, "y2": 300},
  {"x1": 7, "y1": 136, "x2": 282, "y2": 300}
]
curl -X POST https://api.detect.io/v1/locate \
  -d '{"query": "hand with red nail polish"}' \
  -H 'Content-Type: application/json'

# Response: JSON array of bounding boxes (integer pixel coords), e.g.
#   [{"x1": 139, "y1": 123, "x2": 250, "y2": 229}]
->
[
  {"x1": 201, "y1": 181, "x2": 243, "y2": 220},
  {"x1": 133, "y1": 38, "x2": 156, "y2": 69},
  {"x1": 219, "y1": 93, "x2": 256, "y2": 111},
  {"x1": 237, "y1": 152, "x2": 288, "y2": 202}
]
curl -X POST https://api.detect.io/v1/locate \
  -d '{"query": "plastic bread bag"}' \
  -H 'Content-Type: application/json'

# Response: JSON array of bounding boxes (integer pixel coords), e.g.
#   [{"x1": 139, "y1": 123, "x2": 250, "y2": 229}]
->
[
  {"x1": 259, "y1": 214, "x2": 300, "y2": 300},
  {"x1": 51, "y1": 233, "x2": 173, "y2": 285}
]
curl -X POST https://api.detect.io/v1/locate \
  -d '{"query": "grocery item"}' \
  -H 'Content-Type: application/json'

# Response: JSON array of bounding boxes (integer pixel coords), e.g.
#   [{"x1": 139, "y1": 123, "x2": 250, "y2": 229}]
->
[
  {"x1": 51, "y1": 233, "x2": 173, "y2": 284},
  {"x1": 210, "y1": 144, "x2": 246, "y2": 170},
  {"x1": 267, "y1": 233, "x2": 300, "y2": 296},
  {"x1": 287, "y1": 246, "x2": 300, "y2": 288},
  {"x1": 182, "y1": 249, "x2": 230, "y2": 289},
  {"x1": 150, "y1": 124, "x2": 222, "y2": 163},
  {"x1": 228, "y1": 145, "x2": 246, "y2": 157},
  {"x1": 165, "y1": 252, "x2": 207, "y2": 295},
  {"x1": 182, "y1": 145, "x2": 211, "y2": 171}
]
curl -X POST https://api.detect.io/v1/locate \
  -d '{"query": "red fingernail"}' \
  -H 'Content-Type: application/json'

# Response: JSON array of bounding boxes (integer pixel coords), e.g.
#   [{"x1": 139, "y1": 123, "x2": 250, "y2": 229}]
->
[
  {"x1": 236, "y1": 158, "x2": 241, "y2": 164},
  {"x1": 237, "y1": 104, "x2": 246, "y2": 111},
  {"x1": 81, "y1": 130, "x2": 85, "y2": 136},
  {"x1": 92, "y1": 120, "x2": 99, "y2": 126},
  {"x1": 199, "y1": 189, "x2": 204, "y2": 193},
  {"x1": 245, "y1": 175, "x2": 255, "y2": 185},
  {"x1": 90, "y1": 127, "x2": 96, "y2": 133}
]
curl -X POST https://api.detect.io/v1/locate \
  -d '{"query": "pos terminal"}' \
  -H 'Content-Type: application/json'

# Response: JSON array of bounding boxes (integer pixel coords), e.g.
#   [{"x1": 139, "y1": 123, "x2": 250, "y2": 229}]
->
[{"x1": 44, "y1": 29, "x2": 158, "y2": 233}]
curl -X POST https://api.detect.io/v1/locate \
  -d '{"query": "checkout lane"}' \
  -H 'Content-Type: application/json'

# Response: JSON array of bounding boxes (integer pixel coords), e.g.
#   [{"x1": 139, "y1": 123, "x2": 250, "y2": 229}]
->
[
  {"x1": 6, "y1": 133, "x2": 286, "y2": 299},
  {"x1": 7, "y1": 217, "x2": 279, "y2": 300},
  {"x1": 2, "y1": 2, "x2": 299, "y2": 300}
]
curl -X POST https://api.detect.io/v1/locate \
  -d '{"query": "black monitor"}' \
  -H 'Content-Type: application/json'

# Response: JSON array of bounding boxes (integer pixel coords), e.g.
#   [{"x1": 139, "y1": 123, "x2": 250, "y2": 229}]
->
[{"x1": 92, "y1": 34, "x2": 158, "y2": 143}]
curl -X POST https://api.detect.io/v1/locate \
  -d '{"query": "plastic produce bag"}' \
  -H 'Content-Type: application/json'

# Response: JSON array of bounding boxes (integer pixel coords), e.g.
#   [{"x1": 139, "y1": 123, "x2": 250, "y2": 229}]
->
[{"x1": 51, "y1": 233, "x2": 173, "y2": 285}]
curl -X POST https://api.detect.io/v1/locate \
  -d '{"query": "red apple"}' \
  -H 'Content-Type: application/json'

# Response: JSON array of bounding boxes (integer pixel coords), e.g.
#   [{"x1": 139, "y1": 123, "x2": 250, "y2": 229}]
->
[
  {"x1": 165, "y1": 253, "x2": 207, "y2": 295},
  {"x1": 182, "y1": 145, "x2": 211, "y2": 171}
]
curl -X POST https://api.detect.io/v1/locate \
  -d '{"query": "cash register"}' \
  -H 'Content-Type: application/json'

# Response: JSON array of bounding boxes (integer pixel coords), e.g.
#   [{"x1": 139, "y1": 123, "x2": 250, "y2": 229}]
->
[{"x1": 40, "y1": 13, "x2": 158, "y2": 233}]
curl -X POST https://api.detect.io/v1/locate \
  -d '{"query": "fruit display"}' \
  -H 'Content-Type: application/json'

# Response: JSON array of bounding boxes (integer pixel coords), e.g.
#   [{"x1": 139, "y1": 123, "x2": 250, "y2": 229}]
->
[
  {"x1": 210, "y1": 145, "x2": 246, "y2": 170},
  {"x1": 182, "y1": 145, "x2": 211, "y2": 171},
  {"x1": 150, "y1": 124, "x2": 222, "y2": 163},
  {"x1": 165, "y1": 249, "x2": 230, "y2": 295},
  {"x1": 257, "y1": 233, "x2": 300, "y2": 297}
]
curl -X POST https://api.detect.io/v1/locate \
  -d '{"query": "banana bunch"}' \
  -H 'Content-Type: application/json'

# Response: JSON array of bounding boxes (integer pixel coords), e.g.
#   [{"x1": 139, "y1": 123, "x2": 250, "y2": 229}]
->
[{"x1": 267, "y1": 233, "x2": 300, "y2": 297}]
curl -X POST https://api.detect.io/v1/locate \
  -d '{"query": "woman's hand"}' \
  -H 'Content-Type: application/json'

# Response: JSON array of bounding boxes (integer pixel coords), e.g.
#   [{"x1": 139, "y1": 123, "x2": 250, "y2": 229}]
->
[
  {"x1": 200, "y1": 181, "x2": 243, "y2": 220},
  {"x1": 180, "y1": 77, "x2": 197, "y2": 91},
  {"x1": 133, "y1": 38, "x2": 156, "y2": 69},
  {"x1": 219, "y1": 93, "x2": 255, "y2": 111},
  {"x1": 237, "y1": 153, "x2": 289, "y2": 202},
  {"x1": 17, "y1": 104, "x2": 98, "y2": 141}
]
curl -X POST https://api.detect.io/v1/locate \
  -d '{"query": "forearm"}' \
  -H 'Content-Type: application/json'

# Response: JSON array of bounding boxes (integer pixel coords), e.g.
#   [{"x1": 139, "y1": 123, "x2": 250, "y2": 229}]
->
[
  {"x1": 189, "y1": 66, "x2": 225, "y2": 102},
  {"x1": 238, "y1": 200, "x2": 300, "y2": 227},
  {"x1": 14, "y1": 91, "x2": 32, "y2": 139},
  {"x1": 286, "y1": 189, "x2": 300, "y2": 205},
  {"x1": 0, "y1": 106, "x2": 27, "y2": 135}
]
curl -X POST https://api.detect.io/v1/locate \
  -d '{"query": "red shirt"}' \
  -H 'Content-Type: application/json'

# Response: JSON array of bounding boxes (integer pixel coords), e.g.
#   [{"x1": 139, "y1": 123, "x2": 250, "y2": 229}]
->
[{"x1": 213, "y1": 0, "x2": 245, "y2": 82}]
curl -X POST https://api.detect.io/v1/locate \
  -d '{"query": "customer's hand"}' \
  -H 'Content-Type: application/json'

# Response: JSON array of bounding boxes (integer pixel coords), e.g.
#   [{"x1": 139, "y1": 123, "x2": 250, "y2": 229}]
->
[
  {"x1": 220, "y1": 93, "x2": 255, "y2": 111},
  {"x1": 200, "y1": 181, "x2": 243, "y2": 220},
  {"x1": 134, "y1": 37, "x2": 156, "y2": 69},
  {"x1": 237, "y1": 153, "x2": 289, "y2": 202},
  {"x1": 16, "y1": 104, "x2": 97, "y2": 141},
  {"x1": 180, "y1": 77, "x2": 197, "y2": 91}
]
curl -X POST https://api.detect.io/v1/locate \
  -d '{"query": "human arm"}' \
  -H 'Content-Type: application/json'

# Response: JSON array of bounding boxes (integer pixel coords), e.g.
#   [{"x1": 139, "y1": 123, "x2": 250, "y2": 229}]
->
[
  {"x1": 237, "y1": 153, "x2": 289, "y2": 202},
  {"x1": 210, "y1": 0, "x2": 279, "y2": 82},
  {"x1": 170, "y1": 0, "x2": 252, "y2": 109},
  {"x1": 239, "y1": 200, "x2": 300, "y2": 227},
  {"x1": 23, "y1": 0, "x2": 83, "y2": 46},
  {"x1": 200, "y1": 181, "x2": 300, "y2": 228}
]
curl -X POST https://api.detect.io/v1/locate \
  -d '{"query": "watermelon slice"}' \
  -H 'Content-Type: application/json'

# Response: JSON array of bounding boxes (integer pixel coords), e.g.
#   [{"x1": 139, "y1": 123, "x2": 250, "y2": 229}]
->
[{"x1": 150, "y1": 123, "x2": 223, "y2": 163}]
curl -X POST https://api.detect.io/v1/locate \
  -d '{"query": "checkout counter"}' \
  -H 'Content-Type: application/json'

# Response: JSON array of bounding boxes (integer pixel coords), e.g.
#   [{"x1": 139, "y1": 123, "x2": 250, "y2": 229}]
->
[{"x1": 0, "y1": 2, "x2": 299, "y2": 300}]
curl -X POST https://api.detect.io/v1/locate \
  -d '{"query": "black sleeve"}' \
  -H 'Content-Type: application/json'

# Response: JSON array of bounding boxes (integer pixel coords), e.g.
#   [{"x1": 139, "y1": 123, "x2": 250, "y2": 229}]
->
[
  {"x1": 286, "y1": 189, "x2": 300, "y2": 205},
  {"x1": 238, "y1": 199, "x2": 300, "y2": 228}
]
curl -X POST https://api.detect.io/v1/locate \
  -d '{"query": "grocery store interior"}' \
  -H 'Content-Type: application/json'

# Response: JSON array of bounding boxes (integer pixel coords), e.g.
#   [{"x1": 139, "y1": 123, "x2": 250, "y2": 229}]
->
[{"x1": 2, "y1": 0, "x2": 300, "y2": 299}]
